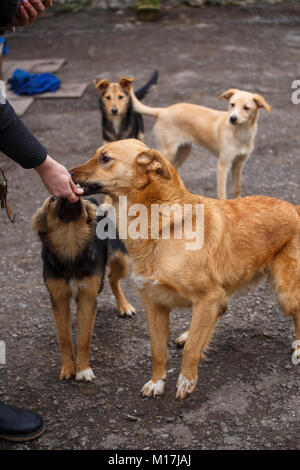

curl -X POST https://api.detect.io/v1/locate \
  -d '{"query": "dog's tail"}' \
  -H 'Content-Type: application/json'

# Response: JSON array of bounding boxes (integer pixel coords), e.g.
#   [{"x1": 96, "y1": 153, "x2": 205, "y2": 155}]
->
[
  {"x1": 130, "y1": 86, "x2": 162, "y2": 118},
  {"x1": 135, "y1": 70, "x2": 158, "y2": 100}
]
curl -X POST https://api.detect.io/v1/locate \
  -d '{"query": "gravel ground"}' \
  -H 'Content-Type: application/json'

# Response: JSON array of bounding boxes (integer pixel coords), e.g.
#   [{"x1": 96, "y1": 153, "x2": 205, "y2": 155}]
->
[{"x1": 0, "y1": 3, "x2": 299, "y2": 450}]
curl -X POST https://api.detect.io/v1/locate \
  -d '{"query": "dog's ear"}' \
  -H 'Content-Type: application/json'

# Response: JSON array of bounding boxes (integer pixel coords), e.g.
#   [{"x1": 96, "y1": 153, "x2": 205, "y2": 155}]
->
[
  {"x1": 94, "y1": 78, "x2": 110, "y2": 93},
  {"x1": 32, "y1": 208, "x2": 48, "y2": 234},
  {"x1": 136, "y1": 149, "x2": 172, "y2": 180},
  {"x1": 253, "y1": 94, "x2": 271, "y2": 112},
  {"x1": 219, "y1": 88, "x2": 239, "y2": 101},
  {"x1": 119, "y1": 76, "x2": 134, "y2": 92}
]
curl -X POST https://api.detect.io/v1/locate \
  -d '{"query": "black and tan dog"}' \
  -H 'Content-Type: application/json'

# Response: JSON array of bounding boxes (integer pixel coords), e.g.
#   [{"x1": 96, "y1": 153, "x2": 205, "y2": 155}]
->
[
  {"x1": 94, "y1": 71, "x2": 158, "y2": 143},
  {"x1": 32, "y1": 196, "x2": 135, "y2": 382}
]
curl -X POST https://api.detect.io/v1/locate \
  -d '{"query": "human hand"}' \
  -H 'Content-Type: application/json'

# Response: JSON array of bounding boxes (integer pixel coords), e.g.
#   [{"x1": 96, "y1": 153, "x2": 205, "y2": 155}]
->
[
  {"x1": 35, "y1": 155, "x2": 84, "y2": 203},
  {"x1": 13, "y1": 0, "x2": 53, "y2": 27}
]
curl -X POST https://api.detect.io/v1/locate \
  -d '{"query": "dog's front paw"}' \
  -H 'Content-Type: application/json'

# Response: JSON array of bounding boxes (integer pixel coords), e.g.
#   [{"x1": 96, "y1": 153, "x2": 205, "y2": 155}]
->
[
  {"x1": 60, "y1": 362, "x2": 76, "y2": 380},
  {"x1": 176, "y1": 373, "x2": 197, "y2": 400},
  {"x1": 76, "y1": 367, "x2": 95, "y2": 382},
  {"x1": 118, "y1": 303, "x2": 136, "y2": 318},
  {"x1": 175, "y1": 330, "x2": 189, "y2": 348},
  {"x1": 141, "y1": 377, "x2": 166, "y2": 397}
]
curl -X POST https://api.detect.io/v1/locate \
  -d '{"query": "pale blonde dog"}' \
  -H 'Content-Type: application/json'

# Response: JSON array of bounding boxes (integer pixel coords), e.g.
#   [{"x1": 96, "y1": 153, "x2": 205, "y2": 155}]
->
[
  {"x1": 71, "y1": 139, "x2": 299, "y2": 400},
  {"x1": 128, "y1": 82, "x2": 271, "y2": 200}
]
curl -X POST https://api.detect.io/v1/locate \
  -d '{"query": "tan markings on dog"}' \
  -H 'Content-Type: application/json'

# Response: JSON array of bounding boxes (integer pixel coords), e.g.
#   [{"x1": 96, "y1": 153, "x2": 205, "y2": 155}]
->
[
  {"x1": 128, "y1": 85, "x2": 271, "y2": 200},
  {"x1": 45, "y1": 273, "x2": 100, "y2": 381},
  {"x1": 71, "y1": 139, "x2": 300, "y2": 399},
  {"x1": 45, "y1": 277, "x2": 75, "y2": 380},
  {"x1": 74, "y1": 274, "x2": 100, "y2": 378}
]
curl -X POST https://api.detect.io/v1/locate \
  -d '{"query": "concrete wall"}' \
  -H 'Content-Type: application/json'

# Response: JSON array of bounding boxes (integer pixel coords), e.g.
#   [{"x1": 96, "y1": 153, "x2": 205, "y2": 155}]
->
[
  {"x1": 53, "y1": 0, "x2": 136, "y2": 10},
  {"x1": 53, "y1": 0, "x2": 291, "y2": 11}
]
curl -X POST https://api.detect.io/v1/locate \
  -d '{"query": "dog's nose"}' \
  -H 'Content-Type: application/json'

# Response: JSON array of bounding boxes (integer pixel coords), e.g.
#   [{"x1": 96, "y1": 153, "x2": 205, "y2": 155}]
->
[
  {"x1": 230, "y1": 115, "x2": 238, "y2": 125},
  {"x1": 112, "y1": 108, "x2": 118, "y2": 115}
]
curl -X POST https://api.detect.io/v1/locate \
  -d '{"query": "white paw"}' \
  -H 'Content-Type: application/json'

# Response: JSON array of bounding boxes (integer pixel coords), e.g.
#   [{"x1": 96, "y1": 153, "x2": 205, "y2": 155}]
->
[
  {"x1": 76, "y1": 368, "x2": 95, "y2": 382},
  {"x1": 176, "y1": 373, "x2": 197, "y2": 400},
  {"x1": 141, "y1": 377, "x2": 166, "y2": 397},
  {"x1": 119, "y1": 304, "x2": 136, "y2": 318},
  {"x1": 175, "y1": 331, "x2": 189, "y2": 347}
]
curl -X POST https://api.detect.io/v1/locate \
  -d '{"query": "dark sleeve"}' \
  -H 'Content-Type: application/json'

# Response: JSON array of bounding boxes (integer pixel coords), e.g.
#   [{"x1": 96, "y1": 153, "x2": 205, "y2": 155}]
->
[
  {"x1": 0, "y1": 100, "x2": 47, "y2": 169},
  {"x1": 0, "y1": 0, "x2": 19, "y2": 27}
]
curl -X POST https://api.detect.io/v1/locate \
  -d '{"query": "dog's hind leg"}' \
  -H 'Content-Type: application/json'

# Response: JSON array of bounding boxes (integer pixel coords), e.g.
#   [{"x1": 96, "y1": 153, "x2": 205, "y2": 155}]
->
[
  {"x1": 173, "y1": 143, "x2": 192, "y2": 169},
  {"x1": 271, "y1": 240, "x2": 300, "y2": 361},
  {"x1": 175, "y1": 304, "x2": 227, "y2": 348},
  {"x1": 75, "y1": 275, "x2": 101, "y2": 381},
  {"x1": 155, "y1": 140, "x2": 177, "y2": 165},
  {"x1": 231, "y1": 154, "x2": 247, "y2": 198},
  {"x1": 176, "y1": 291, "x2": 224, "y2": 399},
  {"x1": 46, "y1": 278, "x2": 75, "y2": 380},
  {"x1": 175, "y1": 330, "x2": 189, "y2": 348},
  {"x1": 108, "y1": 249, "x2": 136, "y2": 317},
  {"x1": 141, "y1": 301, "x2": 170, "y2": 397},
  {"x1": 153, "y1": 123, "x2": 178, "y2": 165}
]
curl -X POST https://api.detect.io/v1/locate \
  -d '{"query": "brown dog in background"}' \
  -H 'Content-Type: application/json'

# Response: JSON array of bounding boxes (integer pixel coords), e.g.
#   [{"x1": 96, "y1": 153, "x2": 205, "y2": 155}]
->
[
  {"x1": 71, "y1": 139, "x2": 300, "y2": 399},
  {"x1": 129, "y1": 85, "x2": 271, "y2": 200},
  {"x1": 32, "y1": 196, "x2": 135, "y2": 382}
]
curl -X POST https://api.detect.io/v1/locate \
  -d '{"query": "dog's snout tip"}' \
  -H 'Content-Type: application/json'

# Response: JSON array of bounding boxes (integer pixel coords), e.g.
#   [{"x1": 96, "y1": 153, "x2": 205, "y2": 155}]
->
[
  {"x1": 111, "y1": 108, "x2": 118, "y2": 115},
  {"x1": 69, "y1": 169, "x2": 80, "y2": 183},
  {"x1": 230, "y1": 115, "x2": 238, "y2": 124}
]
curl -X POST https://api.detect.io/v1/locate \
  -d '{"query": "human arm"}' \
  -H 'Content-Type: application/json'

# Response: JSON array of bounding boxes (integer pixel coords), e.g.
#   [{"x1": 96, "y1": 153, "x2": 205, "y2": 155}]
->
[
  {"x1": 0, "y1": 101, "x2": 83, "y2": 202},
  {"x1": 0, "y1": 0, "x2": 53, "y2": 28},
  {"x1": 34, "y1": 156, "x2": 83, "y2": 203}
]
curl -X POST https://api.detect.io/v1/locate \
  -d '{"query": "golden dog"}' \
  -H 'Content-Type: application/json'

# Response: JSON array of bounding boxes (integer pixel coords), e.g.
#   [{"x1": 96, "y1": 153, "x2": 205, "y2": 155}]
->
[{"x1": 71, "y1": 139, "x2": 300, "y2": 399}]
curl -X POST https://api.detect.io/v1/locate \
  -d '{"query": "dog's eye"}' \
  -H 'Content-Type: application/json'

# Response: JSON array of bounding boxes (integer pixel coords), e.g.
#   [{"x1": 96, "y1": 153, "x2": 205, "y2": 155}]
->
[
  {"x1": 100, "y1": 155, "x2": 111, "y2": 164},
  {"x1": 118, "y1": 95, "x2": 124, "y2": 100},
  {"x1": 105, "y1": 96, "x2": 111, "y2": 101},
  {"x1": 50, "y1": 197, "x2": 57, "y2": 203},
  {"x1": 244, "y1": 105, "x2": 250, "y2": 111},
  {"x1": 231, "y1": 103, "x2": 235, "y2": 107}
]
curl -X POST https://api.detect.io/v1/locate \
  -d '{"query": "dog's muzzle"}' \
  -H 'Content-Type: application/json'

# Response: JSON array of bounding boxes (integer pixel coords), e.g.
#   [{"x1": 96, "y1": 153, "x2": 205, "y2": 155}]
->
[
  {"x1": 76, "y1": 182, "x2": 104, "y2": 196},
  {"x1": 56, "y1": 198, "x2": 83, "y2": 222}
]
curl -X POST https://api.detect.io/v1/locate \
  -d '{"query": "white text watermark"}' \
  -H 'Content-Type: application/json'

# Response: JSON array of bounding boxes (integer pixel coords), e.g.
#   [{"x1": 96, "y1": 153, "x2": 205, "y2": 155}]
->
[
  {"x1": 96, "y1": 196, "x2": 204, "y2": 251},
  {"x1": 291, "y1": 80, "x2": 300, "y2": 104}
]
